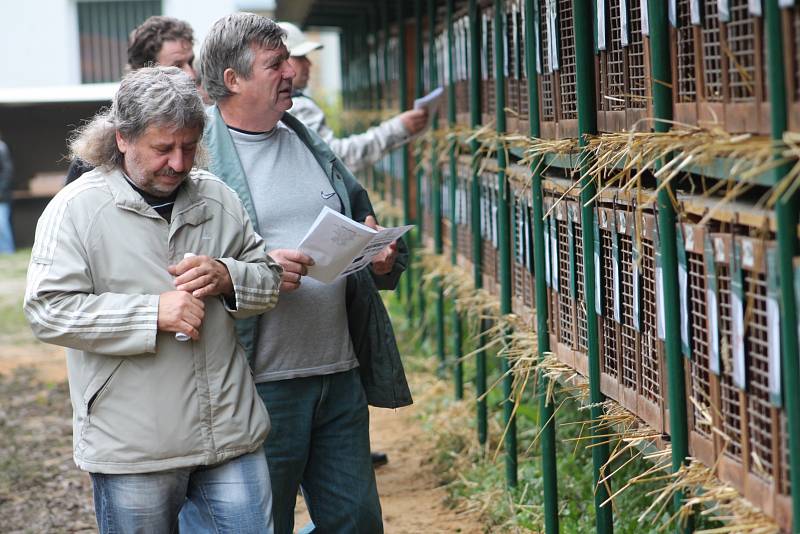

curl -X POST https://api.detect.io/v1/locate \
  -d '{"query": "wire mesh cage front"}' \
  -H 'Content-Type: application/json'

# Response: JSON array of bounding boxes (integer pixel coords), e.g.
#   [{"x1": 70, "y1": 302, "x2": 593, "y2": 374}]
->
[
  {"x1": 455, "y1": 155, "x2": 475, "y2": 269},
  {"x1": 671, "y1": 0, "x2": 769, "y2": 133},
  {"x1": 479, "y1": 166, "x2": 500, "y2": 295},
  {"x1": 537, "y1": 0, "x2": 578, "y2": 138},
  {"x1": 481, "y1": 5, "x2": 497, "y2": 126},
  {"x1": 596, "y1": 0, "x2": 652, "y2": 132},
  {"x1": 454, "y1": 13, "x2": 471, "y2": 126},
  {"x1": 509, "y1": 169, "x2": 535, "y2": 324}
]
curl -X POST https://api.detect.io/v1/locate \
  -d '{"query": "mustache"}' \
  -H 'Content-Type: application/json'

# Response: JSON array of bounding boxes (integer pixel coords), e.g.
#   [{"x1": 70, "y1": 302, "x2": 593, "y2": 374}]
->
[{"x1": 156, "y1": 168, "x2": 190, "y2": 178}]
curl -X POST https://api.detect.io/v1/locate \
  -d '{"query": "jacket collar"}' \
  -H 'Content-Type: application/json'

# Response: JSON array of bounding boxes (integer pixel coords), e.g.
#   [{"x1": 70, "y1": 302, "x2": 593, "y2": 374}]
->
[{"x1": 104, "y1": 167, "x2": 210, "y2": 226}]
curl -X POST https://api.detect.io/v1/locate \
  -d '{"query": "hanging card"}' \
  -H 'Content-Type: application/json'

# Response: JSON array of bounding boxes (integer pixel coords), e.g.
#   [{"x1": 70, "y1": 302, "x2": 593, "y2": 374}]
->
[
  {"x1": 731, "y1": 241, "x2": 746, "y2": 390},
  {"x1": 655, "y1": 230, "x2": 666, "y2": 340},
  {"x1": 690, "y1": 0, "x2": 702, "y2": 24},
  {"x1": 544, "y1": 211, "x2": 552, "y2": 287},
  {"x1": 551, "y1": 212, "x2": 560, "y2": 293},
  {"x1": 568, "y1": 206, "x2": 577, "y2": 299},
  {"x1": 597, "y1": 0, "x2": 607, "y2": 50},
  {"x1": 705, "y1": 234, "x2": 721, "y2": 375},
  {"x1": 669, "y1": 0, "x2": 678, "y2": 26},
  {"x1": 547, "y1": 0, "x2": 560, "y2": 70},
  {"x1": 718, "y1": 0, "x2": 730, "y2": 22},
  {"x1": 767, "y1": 249, "x2": 781, "y2": 406},
  {"x1": 612, "y1": 211, "x2": 621, "y2": 323},
  {"x1": 641, "y1": 0, "x2": 650, "y2": 36},
  {"x1": 677, "y1": 227, "x2": 691, "y2": 358},
  {"x1": 594, "y1": 213, "x2": 603, "y2": 315},
  {"x1": 748, "y1": 0, "x2": 763, "y2": 16},
  {"x1": 621, "y1": 0, "x2": 630, "y2": 47}
]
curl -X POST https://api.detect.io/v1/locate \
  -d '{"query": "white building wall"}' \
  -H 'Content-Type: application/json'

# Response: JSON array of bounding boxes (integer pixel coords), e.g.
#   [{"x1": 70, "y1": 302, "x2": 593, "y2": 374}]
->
[{"x1": 0, "y1": 0, "x2": 81, "y2": 87}]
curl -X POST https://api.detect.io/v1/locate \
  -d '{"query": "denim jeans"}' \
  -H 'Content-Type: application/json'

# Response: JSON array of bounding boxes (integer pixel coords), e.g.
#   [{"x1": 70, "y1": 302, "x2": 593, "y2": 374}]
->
[
  {"x1": 0, "y1": 202, "x2": 14, "y2": 254},
  {"x1": 256, "y1": 368, "x2": 382, "y2": 534},
  {"x1": 91, "y1": 450, "x2": 273, "y2": 534}
]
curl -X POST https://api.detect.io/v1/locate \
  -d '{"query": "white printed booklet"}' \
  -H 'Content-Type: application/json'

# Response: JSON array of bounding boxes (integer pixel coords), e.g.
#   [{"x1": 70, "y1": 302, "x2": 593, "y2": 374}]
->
[{"x1": 297, "y1": 206, "x2": 413, "y2": 284}]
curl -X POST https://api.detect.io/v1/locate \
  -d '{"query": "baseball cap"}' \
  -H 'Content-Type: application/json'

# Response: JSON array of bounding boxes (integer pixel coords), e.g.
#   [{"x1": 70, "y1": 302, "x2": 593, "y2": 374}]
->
[{"x1": 278, "y1": 22, "x2": 323, "y2": 57}]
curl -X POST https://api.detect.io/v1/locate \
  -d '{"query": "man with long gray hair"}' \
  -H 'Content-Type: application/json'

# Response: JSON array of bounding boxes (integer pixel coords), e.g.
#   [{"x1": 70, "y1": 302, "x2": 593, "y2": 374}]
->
[
  {"x1": 24, "y1": 66, "x2": 281, "y2": 533},
  {"x1": 199, "y1": 13, "x2": 412, "y2": 533}
]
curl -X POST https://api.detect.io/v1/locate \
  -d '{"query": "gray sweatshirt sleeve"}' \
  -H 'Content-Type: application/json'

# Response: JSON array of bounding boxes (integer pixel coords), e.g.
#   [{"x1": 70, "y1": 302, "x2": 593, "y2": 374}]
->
[{"x1": 290, "y1": 95, "x2": 411, "y2": 173}]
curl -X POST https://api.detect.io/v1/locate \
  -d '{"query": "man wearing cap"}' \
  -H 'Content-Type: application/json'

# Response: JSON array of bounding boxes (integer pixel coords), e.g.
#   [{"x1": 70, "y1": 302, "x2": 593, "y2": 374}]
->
[{"x1": 279, "y1": 21, "x2": 428, "y2": 173}]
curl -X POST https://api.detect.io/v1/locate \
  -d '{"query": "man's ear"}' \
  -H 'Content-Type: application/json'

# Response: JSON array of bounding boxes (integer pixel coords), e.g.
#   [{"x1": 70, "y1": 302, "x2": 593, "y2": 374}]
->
[
  {"x1": 223, "y1": 68, "x2": 239, "y2": 94},
  {"x1": 115, "y1": 131, "x2": 128, "y2": 153}
]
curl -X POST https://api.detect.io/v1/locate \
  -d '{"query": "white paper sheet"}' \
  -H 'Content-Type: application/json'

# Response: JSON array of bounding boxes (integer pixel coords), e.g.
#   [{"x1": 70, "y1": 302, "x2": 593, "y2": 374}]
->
[{"x1": 297, "y1": 206, "x2": 413, "y2": 284}]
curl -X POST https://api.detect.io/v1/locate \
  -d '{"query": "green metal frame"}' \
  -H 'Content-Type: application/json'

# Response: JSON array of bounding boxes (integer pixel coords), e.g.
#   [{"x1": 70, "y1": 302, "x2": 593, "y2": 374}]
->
[
  {"x1": 494, "y1": 0, "x2": 517, "y2": 488},
  {"x1": 524, "y1": 0, "x2": 559, "y2": 530},
  {"x1": 572, "y1": 0, "x2": 612, "y2": 530},
  {"x1": 646, "y1": 1, "x2": 692, "y2": 532},
  {"x1": 468, "y1": 0, "x2": 488, "y2": 447}
]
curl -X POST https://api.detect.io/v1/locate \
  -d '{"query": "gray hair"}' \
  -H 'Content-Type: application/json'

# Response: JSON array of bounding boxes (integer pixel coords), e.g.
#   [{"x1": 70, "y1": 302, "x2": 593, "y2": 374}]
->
[
  {"x1": 200, "y1": 13, "x2": 285, "y2": 101},
  {"x1": 70, "y1": 66, "x2": 207, "y2": 169}
]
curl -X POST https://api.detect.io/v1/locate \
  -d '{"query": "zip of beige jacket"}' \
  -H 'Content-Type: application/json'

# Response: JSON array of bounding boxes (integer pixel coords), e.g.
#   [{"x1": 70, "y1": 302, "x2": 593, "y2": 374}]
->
[{"x1": 24, "y1": 167, "x2": 281, "y2": 474}]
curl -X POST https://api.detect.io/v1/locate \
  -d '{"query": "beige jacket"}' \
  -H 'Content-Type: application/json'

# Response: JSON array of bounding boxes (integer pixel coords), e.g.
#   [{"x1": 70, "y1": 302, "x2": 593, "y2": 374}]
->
[
  {"x1": 24, "y1": 167, "x2": 281, "y2": 474},
  {"x1": 289, "y1": 93, "x2": 410, "y2": 172}
]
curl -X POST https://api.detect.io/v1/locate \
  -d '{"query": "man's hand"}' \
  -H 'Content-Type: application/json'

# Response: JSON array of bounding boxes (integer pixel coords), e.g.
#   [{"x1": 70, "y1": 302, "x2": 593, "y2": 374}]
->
[
  {"x1": 268, "y1": 249, "x2": 315, "y2": 293},
  {"x1": 169, "y1": 255, "x2": 234, "y2": 298},
  {"x1": 398, "y1": 108, "x2": 428, "y2": 136},
  {"x1": 364, "y1": 215, "x2": 398, "y2": 275},
  {"x1": 158, "y1": 291, "x2": 205, "y2": 341}
]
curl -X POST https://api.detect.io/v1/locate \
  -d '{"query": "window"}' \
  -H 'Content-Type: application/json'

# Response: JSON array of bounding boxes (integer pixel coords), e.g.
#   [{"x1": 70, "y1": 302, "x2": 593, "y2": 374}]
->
[{"x1": 78, "y1": 1, "x2": 162, "y2": 83}]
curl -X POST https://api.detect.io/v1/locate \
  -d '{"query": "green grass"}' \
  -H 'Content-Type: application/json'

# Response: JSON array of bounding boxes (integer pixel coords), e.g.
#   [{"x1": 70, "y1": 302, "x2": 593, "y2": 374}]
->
[
  {"x1": 0, "y1": 249, "x2": 31, "y2": 280},
  {"x1": 385, "y1": 285, "x2": 722, "y2": 533}
]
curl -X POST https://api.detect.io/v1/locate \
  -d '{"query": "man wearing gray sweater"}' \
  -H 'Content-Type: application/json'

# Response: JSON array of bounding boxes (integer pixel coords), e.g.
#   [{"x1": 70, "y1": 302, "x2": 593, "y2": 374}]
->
[{"x1": 198, "y1": 13, "x2": 412, "y2": 534}]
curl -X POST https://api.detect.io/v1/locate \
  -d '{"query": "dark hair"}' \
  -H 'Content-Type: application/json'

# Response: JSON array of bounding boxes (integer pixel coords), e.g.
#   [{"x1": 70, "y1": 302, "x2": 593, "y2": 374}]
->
[{"x1": 128, "y1": 16, "x2": 194, "y2": 70}]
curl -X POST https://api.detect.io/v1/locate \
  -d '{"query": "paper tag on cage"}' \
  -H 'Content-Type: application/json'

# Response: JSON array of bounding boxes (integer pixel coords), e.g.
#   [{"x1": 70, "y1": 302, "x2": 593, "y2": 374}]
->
[
  {"x1": 621, "y1": 0, "x2": 630, "y2": 47},
  {"x1": 544, "y1": 213, "x2": 552, "y2": 287},
  {"x1": 568, "y1": 207, "x2": 576, "y2": 299},
  {"x1": 731, "y1": 241, "x2": 746, "y2": 390},
  {"x1": 704, "y1": 234, "x2": 721, "y2": 375},
  {"x1": 677, "y1": 229, "x2": 691, "y2": 358},
  {"x1": 491, "y1": 190, "x2": 499, "y2": 247},
  {"x1": 547, "y1": 0, "x2": 560, "y2": 71},
  {"x1": 690, "y1": 0, "x2": 702, "y2": 24},
  {"x1": 640, "y1": 0, "x2": 650, "y2": 35},
  {"x1": 748, "y1": 0, "x2": 763, "y2": 16},
  {"x1": 551, "y1": 214, "x2": 560, "y2": 292},
  {"x1": 655, "y1": 231, "x2": 666, "y2": 340},
  {"x1": 669, "y1": 0, "x2": 678, "y2": 26},
  {"x1": 612, "y1": 218, "x2": 621, "y2": 323},
  {"x1": 718, "y1": 0, "x2": 731, "y2": 22},
  {"x1": 779, "y1": 0, "x2": 795, "y2": 8},
  {"x1": 597, "y1": 0, "x2": 608, "y2": 49},
  {"x1": 767, "y1": 249, "x2": 781, "y2": 406},
  {"x1": 535, "y1": 2, "x2": 543, "y2": 73},
  {"x1": 632, "y1": 240, "x2": 642, "y2": 332},
  {"x1": 594, "y1": 214, "x2": 603, "y2": 315}
]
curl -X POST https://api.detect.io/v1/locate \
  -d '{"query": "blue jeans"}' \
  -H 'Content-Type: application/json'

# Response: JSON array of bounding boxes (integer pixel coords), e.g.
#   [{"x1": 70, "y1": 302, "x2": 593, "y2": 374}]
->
[
  {"x1": 256, "y1": 368, "x2": 382, "y2": 534},
  {"x1": 91, "y1": 450, "x2": 273, "y2": 534},
  {"x1": 0, "y1": 202, "x2": 13, "y2": 254}
]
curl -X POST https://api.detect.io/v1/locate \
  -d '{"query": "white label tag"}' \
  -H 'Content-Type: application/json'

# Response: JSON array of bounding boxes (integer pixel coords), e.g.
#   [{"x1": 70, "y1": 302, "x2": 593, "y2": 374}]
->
[
  {"x1": 679, "y1": 263, "x2": 689, "y2": 353},
  {"x1": 551, "y1": 222, "x2": 560, "y2": 292},
  {"x1": 748, "y1": 0, "x2": 763, "y2": 16},
  {"x1": 690, "y1": 0, "x2": 702, "y2": 24},
  {"x1": 613, "y1": 244, "x2": 621, "y2": 322},
  {"x1": 779, "y1": 0, "x2": 794, "y2": 7},
  {"x1": 545, "y1": 216, "x2": 552, "y2": 287},
  {"x1": 621, "y1": 0, "x2": 630, "y2": 47},
  {"x1": 640, "y1": 0, "x2": 649, "y2": 35},
  {"x1": 731, "y1": 290, "x2": 746, "y2": 389},
  {"x1": 768, "y1": 295, "x2": 781, "y2": 404},
  {"x1": 598, "y1": 0, "x2": 607, "y2": 49},
  {"x1": 595, "y1": 249, "x2": 602, "y2": 315},
  {"x1": 669, "y1": 0, "x2": 677, "y2": 26},
  {"x1": 718, "y1": 0, "x2": 730, "y2": 21},
  {"x1": 708, "y1": 288, "x2": 721, "y2": 374},
  {"x1": 547, "y1": 0, "x2": 559, "y2": 70},
  {"x1": 656, "y1": 265, "x2": 666, "y2": 339}
]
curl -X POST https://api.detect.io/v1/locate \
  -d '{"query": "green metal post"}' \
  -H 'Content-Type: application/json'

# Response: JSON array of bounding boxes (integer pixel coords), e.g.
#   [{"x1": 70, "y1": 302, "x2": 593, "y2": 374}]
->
[
  {"x1": 429, "y1": 0, "x2": 446, "y2": 373},
  {"x1": 765, "y1": 1, "x2": 800, "y2": 531},
  {"x1": 381, "y1": 0, "x2": 390, "y2": 202},
  {"x1": 494, "y1": 0, "x2": 517, "y2": 488},
  {"x1": 524, "y1": 0, "x2": 559, "y2": 530},
  {"x1": 646, "y1": 0, "x2": 692, "y2": 531},
  {"x1": 414, "y1": 0, "x2": 428, "y2": 338},
  {"x1": 398, "y1": 0, "x2": 415, "y2": 315},
  {"x1": 447, "y1": 0, "x2": 464, "y2": 399},
  {"x1": 572, "y1": 0, "x2": 612, "y2": 530},
  {"x1": 468, "y1": 0, "x2": 488, "y2": 446}
]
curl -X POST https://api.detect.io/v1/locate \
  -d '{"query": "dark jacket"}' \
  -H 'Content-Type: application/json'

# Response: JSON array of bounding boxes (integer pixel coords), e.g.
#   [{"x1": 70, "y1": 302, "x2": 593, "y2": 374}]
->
[
  {"x1": 0, "y1": 140, "x2": 13, "y2": 202},
  {"x1": 203, "y1": 106, "x2": 412, "y2": 409}
]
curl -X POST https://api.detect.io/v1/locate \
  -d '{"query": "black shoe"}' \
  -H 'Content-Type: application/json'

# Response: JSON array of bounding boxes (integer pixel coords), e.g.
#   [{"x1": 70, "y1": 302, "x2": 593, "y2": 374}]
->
[{"x1": 371, "y1": 452, "x2": 389, "y2": 468}]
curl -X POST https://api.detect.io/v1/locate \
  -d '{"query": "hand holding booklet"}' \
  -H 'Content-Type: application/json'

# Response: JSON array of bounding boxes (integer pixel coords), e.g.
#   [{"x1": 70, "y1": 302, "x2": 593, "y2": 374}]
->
[{"x1": 297, "y1": 206, "x2": 414, "y2": 284}]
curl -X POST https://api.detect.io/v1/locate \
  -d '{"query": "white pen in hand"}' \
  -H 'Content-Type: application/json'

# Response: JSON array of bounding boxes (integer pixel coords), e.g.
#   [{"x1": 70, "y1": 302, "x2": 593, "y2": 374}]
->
[{"x1": 175, "y1": 253, "x2": 196, "y2": 342}]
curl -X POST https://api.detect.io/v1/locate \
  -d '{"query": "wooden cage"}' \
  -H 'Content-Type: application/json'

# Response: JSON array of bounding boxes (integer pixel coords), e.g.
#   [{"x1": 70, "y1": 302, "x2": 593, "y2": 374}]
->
[
  {"x1": 479, "y1": 165, "x2": 500, "y2": 294},
  {"x1": 671, "y1": 0, "x2": 769, "y2": 133},
  {"x1": 454, "y1": 13, "x2": 472, "y2": 126},
  {"x1": 481, "y1": 1, "x2": 497, "y2": 126},
  {"x1": 509, "y1": 167, "x2": 536, "y2": 324},
  {"x1": 596, "y1": 0, "x2": 653, "y2": 132},
  {"x1": 537, "y1": 0, "x2": 579, "y2": 138},
  {"x1": 455, "y1": 155, "x2": 475, "y2": 268},
  {"x1": 595, "y1": 193, "x2": 666, "y2": 432},
  {"x1": 676, "y1": 201, "x2": 790, "y2": 530}
]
